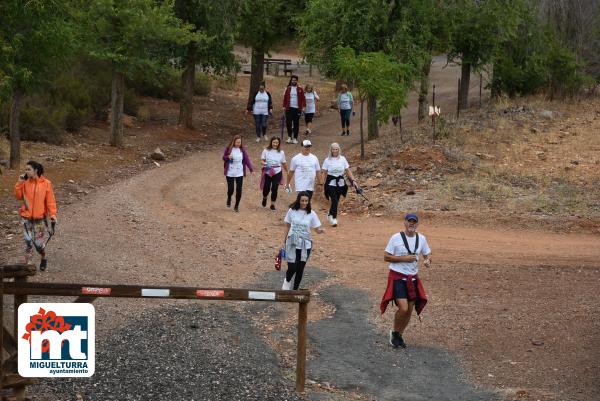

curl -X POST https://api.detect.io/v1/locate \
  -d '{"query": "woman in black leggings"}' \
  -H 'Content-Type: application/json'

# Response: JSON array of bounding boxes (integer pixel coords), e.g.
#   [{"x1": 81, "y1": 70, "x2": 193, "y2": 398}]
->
[
  {"x1": 281, "y1": 192, "x2": 324, "y2": 290},
  {"x1": 222, "y1": 134, "x2": 254, "y2": 212},
  {"x1": 260, "y1": 137, "x2": 288, "y2": 210},
  {"x1": 322, "y1": 142, "x2": 358, "y2": 227}
]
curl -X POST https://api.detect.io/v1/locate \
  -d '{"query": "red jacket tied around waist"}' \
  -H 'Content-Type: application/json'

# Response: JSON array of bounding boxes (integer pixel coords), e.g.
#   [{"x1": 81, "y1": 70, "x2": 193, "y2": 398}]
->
[{"x1": 380, "y1": 270, "x2": 428, "y2": 315}]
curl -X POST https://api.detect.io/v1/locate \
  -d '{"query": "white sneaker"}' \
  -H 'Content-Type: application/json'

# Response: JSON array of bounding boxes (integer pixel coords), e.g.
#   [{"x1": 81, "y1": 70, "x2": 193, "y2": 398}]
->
[
  {"x1": 282, "y1": 277, "x2": 293, "y2": 290},
  {"x1": 292, "y1": 139, "x2": 298, "y2": 144},
  {"x1": 255, "y1": 137, "x2": 261, "y2": 142},
  {"x1": 286, "y1": 137, "x2": 292, "y2": 144},
  {"x1": 327, "y1": 215, "x2": 334, "y2": 225},
  {"x1": 332, "y1": 218, "x2": 338, "y2": 227},
  {"x1": 263, "y1": 135, "x2": 269, "y2": 141}
]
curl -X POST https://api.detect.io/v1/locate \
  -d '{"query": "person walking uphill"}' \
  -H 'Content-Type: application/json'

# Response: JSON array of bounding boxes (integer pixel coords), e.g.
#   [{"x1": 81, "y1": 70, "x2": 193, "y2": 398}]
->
[
  {"x1": 283, "y1": 75, "x2": 305, "y2": 144},
  {"x1": 223, "y1": 135, "x2": 254, "y2": 212},
  {"x1": 380, "y1": 213, "x2": 432, "y2": 349},
  {"x1": 247, "y1": 82, "x2": 273, "y2": 142},
  {"x1": 337, "y1": 84, "x2": 354, "y2": 136},
  {"x1": 322, "y1": 142, "x2": 358, "y2": 227},
  {"x1": 15, "y1": 160, "x2": 57, "y2": 271},
  {"x1": 281, "y1": 192, "x2": 324, "y2": 290}
]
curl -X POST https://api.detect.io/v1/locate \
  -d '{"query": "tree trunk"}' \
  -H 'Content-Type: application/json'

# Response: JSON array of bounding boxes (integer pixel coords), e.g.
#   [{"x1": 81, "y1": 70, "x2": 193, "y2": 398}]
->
[
  {"x1": 490, "y1": 64, "x2": 500, "y2": 99},
  {"x1": 179, "y1": 43, "x2": 197, "y2": 129},
  {"x1": 367, "y1": 94, "x2": 378, "y2": 140},
  {"x1": 398, "y1": 111, "x2": 403, "y2": 143},
  {"x1": 110, "y1": 70, "x2": 125, "y2": 147},
  {"x1": 359, "y1": 98, "x2": 365, "y2": 160},
  {"x1": 9, "y1": 88, "x2": 23, "y2": 170},
  {"x1": 418, "y1": 58, "x2": 432, "y2": 122},
  {"x1": 248, "y1": 48, "x2": 265, "y2": 107},
  {"x1": 458, "y1": 62, "x2": 471, "y2": 110}
]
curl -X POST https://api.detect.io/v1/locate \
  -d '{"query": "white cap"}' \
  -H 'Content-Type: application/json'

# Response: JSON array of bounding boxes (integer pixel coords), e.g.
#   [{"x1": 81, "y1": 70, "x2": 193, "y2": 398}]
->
[{"x1": 302, "y1": 139, "x2": 312, "y2": 147}]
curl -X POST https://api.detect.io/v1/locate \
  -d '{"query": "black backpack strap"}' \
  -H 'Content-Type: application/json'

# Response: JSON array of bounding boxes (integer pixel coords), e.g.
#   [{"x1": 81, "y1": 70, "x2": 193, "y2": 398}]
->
[{"x1": 400, "y1": 232, "x2": 419, "y2": 255}]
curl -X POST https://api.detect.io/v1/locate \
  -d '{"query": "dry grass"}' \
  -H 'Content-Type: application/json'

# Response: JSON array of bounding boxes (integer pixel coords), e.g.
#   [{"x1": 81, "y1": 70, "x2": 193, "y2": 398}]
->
[
  {"x1": 358, "y1": 95, "x2": 600, "y2": 219},
  {"x1": 436, "y1": 99, "x2": 600, "y2": 217}
]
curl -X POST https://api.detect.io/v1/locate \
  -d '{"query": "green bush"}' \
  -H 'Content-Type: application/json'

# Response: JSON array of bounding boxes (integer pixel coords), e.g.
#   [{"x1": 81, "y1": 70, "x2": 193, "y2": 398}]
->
[
  {"x1": 194, "y1": 72, "x2": 211, "y2": 96},
  {"x1": 492, "y1": 12, "x2": 591, "y2": 99},
  {"x1": 127, "y1": 68, "x2": 182, "y2": 101},
  {"x1": 49, "y1": 72, "x2": 95, "y2": 131},
  {"x1": 19, "y1": 104, "x2": 65, "y2": 144},
  {"x1": 545, "y1": 41, "x2": 590, "y2": 99}
]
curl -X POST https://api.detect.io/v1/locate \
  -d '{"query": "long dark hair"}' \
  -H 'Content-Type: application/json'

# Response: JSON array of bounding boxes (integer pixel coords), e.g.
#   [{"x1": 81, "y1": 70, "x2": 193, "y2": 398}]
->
[
  {"x1": 287, "y1": 75, "x2": 299, "y2": 87},
  {"x1": 289, "y1": 191, "x2": 312, "y2": 214},
  {"x1": 26, "y1": 160, "x2": 44, "y2": 176},
  {"x1": 266, "y1": 136, "x2": 281, "y2": 151}
]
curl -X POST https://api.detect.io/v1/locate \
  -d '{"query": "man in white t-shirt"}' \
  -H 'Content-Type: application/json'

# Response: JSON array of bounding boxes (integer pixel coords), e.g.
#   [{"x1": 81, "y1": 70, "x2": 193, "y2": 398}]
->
[
  {"x1": 380, "y1": 213, "x2": 432, "y2": 349},
  {"x1": 286, "y1": 139, "x2": 322, "y2": 199}
]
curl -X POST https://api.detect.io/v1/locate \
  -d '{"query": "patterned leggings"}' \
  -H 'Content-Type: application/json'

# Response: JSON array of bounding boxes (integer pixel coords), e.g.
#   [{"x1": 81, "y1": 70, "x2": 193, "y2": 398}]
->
[{"x1": 22, "y1": 219, "x2": 46, "y2": 261}]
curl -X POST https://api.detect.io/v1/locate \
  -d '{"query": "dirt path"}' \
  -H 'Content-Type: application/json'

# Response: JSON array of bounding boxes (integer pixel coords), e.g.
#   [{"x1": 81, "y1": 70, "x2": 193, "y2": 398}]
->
[{"x1": 3, "y1": 63, "x2": 598, "y2": 400}]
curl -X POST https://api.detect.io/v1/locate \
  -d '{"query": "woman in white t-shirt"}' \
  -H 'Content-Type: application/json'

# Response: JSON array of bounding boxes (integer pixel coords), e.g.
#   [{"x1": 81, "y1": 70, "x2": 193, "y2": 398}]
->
[
  {"x1": 303, "y1": 84, "x2": 319, "y2": 136},
  {"x1": 260, "y1": 137, "x2": 288, "y2": 211},
  {"x1": 222, "y1": 135, "x2": 254, "y2": 212},
  {"x1": 247, "y1": 82, "x2": 273, "y2": 142},
  {"x1": 321, "y1": 143, "x2": 358, "y2": 227},
  {"x1": 336, "y1": 84, "x2": 354, "y2": 136},
  {"x1": 281, "y1": 192, "x2": 324, "y2": 290}
]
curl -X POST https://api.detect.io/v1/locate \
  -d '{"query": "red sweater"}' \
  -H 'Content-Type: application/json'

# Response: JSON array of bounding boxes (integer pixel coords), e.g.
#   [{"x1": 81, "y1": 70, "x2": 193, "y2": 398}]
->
[
  {"x1": 380, "y1": 270, "x2": 428, "y2": 315},
  {"x1": 283, "y1": 86, "x2": 305, "y2": 110}
]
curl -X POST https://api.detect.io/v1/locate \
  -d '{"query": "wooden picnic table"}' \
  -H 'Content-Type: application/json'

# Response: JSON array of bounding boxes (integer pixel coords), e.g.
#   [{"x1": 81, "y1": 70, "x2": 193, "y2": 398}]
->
[
  {"x1": 265, "y1": 58, "x2": 294, "y2": 76},
  {"x1": 242, "y1": 58, "x2": 296, "y2": 76}
]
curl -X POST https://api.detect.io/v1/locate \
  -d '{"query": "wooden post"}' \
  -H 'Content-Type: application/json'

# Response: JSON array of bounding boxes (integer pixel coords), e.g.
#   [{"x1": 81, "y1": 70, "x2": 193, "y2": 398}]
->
[
  {"x1": 432, "y1": 85, "x2": 436, "y2": 140},
  {"x1": 1, "y1": 266, "x2": 4, "y2": 389},
  {"x1": 296, "y1": 302, "x2": 308, "y2": 393},
  {"x1": 309, "y1": 64, "x2": 312, "y2": 77},
  {"x1": 13, "y1": 276, "x2": 27, "y2": 340},
  {"x1": 456, "y1": 78, "x2": 461, "y2": 119}
]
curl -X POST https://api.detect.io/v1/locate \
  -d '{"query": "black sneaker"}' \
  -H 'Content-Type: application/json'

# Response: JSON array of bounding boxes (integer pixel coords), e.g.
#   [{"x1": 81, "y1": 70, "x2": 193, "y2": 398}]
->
[
  {"x1": 389, "y1": 331, "x2": 406, "y2": 348},
  {"x1": 40, "y1": 258, "x2": 48, "y2": 271},
  {"x1": 262, "y1": 197, "x2": 267, "y2": 207},
  {"x1": 347, "y1": 131, "x2": 351, "y2": 136},
  {"x1": 226, "y1": 198, "x2": 231, "y2": 208},
  {"x1": 234, "y1": 207, "x2": 239, "y2": 212},
  {"x1": 270, "y1": 204, "x2": 276, "y2": 211}
]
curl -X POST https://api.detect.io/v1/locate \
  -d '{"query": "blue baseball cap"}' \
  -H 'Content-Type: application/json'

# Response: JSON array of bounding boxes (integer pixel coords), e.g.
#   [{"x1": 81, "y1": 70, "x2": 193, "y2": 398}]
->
[{"x1": 404, "y1": 213, "x2": 419, "y2": 222}]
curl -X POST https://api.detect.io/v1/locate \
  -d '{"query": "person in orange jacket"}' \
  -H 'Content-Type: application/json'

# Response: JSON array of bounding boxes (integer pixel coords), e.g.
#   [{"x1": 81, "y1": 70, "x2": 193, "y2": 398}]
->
[{"x1": 14, "y1": 161, "x2": 57, "y2": 270}]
